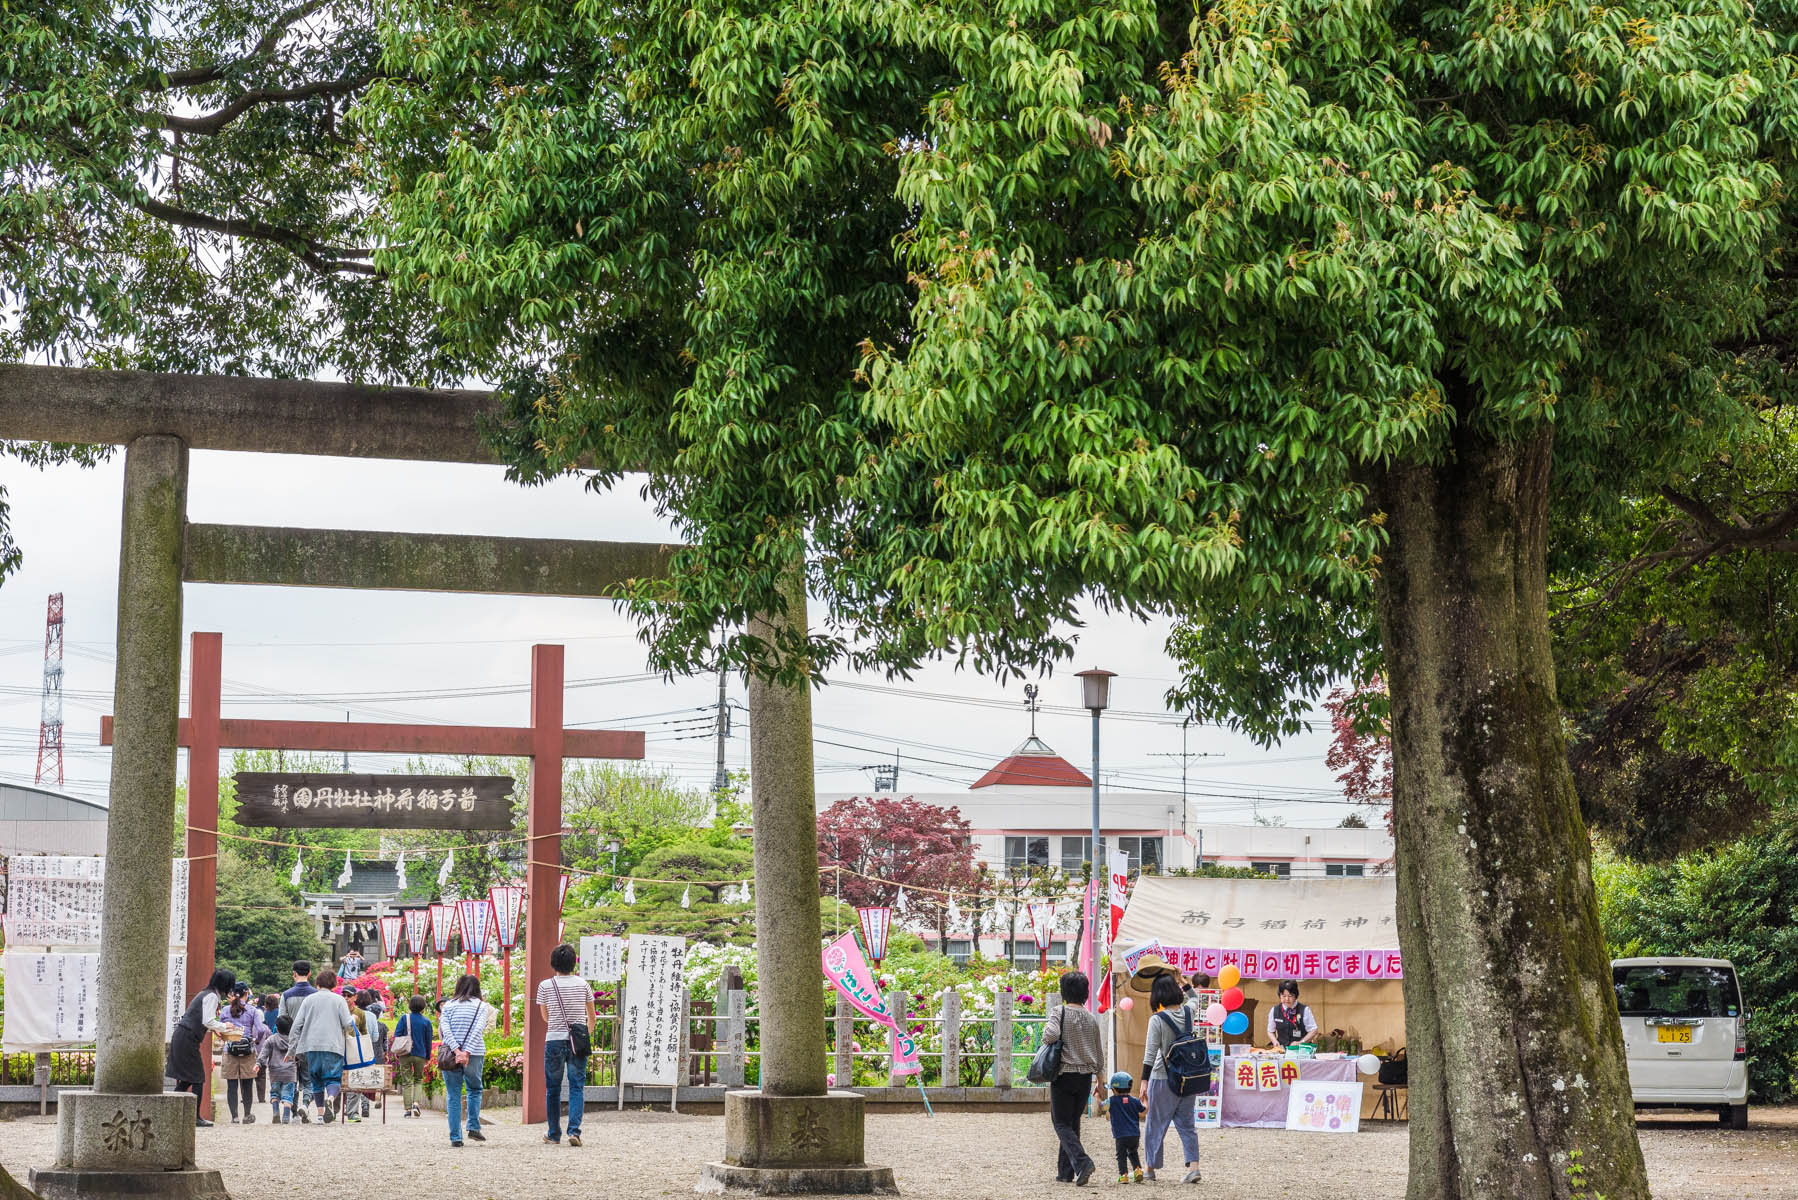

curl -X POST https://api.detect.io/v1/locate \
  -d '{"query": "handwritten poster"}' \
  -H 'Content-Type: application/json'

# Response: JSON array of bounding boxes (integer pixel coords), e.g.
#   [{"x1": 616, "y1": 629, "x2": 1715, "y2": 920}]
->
[
  {"x1": 4, "y1": 858, "x2": 189, "y2": 948},
  {"x1": 620, "y1": 934, "x2": 687, "y2": 1087},
  {"x1": 579, "y1": 935, "x2": 624, "y2": 983},
  {"x1": 1286, "y1": 1082, "x2": 1363, "y2": 1133}
]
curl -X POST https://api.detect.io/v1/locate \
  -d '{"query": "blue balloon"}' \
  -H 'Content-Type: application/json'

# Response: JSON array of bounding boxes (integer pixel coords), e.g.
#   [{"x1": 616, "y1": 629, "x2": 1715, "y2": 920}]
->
[{"x1": 1222, "y1": 1011, "x2": 1249, "y2": 1036}]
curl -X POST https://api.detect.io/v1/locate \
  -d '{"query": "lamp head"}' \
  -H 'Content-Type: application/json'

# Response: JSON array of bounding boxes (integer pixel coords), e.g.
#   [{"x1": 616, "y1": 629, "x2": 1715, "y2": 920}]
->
[{"x1": 1074, "y1": 667, "x2": 1117, "y2": 712}]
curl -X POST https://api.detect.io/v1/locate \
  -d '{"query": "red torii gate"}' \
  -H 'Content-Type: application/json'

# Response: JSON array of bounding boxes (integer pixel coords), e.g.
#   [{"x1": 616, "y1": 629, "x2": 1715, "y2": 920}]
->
[{"x1": 103, "y1": 634, "x2": 643, "y2": 1122}]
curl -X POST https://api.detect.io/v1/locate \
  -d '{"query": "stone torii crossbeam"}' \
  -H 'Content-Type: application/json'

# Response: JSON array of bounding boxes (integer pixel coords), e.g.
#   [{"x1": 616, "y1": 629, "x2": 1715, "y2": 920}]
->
[{"x1": 0, "y1": 363, "x2": 890, "y2": 1197}]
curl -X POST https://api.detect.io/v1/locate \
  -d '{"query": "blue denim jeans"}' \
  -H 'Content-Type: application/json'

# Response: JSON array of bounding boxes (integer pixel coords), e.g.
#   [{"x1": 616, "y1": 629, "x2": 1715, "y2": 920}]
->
[
  {"x1": 1143, "y1": 1078, "x2": 1200, "y2": 1170},
  {"x1": 305, "y1": 1051, "x2": 343, "y2": 1106},
  {"x1": 543, "y1": 1039, "x2": 585, "y2": 1140},
  {"x1": 445, "y1": 1055, "x2": 484, "y2": 1144},
  {"x1": 270, "y1": 1081, "x2": 296, "y2": 1116}
]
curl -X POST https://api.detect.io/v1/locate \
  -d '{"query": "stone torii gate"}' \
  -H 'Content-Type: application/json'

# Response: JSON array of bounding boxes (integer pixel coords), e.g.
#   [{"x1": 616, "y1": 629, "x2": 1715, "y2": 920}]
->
[{"x1": 1, "y1": 364, "x2": 888, "y2": 1197}]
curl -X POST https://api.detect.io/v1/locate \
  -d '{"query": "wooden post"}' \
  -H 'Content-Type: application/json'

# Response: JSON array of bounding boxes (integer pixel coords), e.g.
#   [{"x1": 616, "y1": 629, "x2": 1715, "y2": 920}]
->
[
  {"x1": 521, "y1": 644, "x2": 564, "y2": 1125},
  {"x1": 886, "y1": 988, "x2": 908, "y2": 1088},
  {"x1": 834, "y1": 996, "x2": 853, "y2": 1087},
  {"x1": 185, "y1": 631, "x2": 222, "y2": 1121},
  {"x1": 994, "y1": 991, "x2": 1015, "y2": 1089},
  {"x1": 941, "y1": 988, "x2": 962, "y2": 1088}
]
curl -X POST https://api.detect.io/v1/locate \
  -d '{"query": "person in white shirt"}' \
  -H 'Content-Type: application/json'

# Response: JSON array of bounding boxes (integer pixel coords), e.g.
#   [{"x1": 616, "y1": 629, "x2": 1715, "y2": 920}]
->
[
  {"x1": 166, "y1": 968, "x2": 239, "y2": 1127},
  {"x1": 438, "y1": 974, "x2": 497, "y2": 1147},
  {"x1": 1267, "y1": 980, "x2": 1319, "y2": 1048},
  {"x1": 536, "y1": 942, "x2": 595, "y2": 1147}
]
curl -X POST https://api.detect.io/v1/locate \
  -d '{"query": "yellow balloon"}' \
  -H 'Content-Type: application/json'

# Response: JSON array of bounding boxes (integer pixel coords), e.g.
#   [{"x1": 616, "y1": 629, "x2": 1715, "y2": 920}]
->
[{"x1": 1217, "y1": 965, "x2": 1241, "y2": 989}]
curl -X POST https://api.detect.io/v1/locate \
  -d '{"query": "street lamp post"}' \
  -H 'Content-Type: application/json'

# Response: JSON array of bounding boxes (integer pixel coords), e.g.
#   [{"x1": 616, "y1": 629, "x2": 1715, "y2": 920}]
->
[{"x1": 1074, "y1": 668, "x2": 1115, "y2": 1001}]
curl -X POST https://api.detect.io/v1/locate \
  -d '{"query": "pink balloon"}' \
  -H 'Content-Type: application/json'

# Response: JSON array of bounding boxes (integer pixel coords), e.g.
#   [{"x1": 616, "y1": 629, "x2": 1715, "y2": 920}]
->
[
  {"x1": 1119, "y1": 997, "x2": 1135, "y2": 1011},
  {"x1": 1204, "y1": 1003, "x2": 1227, "y2": 1026}
]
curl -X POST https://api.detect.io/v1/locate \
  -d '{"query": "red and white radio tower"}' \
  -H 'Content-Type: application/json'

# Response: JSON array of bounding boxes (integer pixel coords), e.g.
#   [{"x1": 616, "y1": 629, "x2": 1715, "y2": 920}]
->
[{"x1": 35, "y1": 592, "x2": 64, "y2": 787}]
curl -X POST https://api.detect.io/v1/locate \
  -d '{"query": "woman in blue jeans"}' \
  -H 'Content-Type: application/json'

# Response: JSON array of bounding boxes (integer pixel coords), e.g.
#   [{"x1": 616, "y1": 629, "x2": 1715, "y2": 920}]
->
[
  {"x1": 437, "y1": 974, "x2": 496, "y2": 1147},
  {"x1": 1139, "y1": 972, "x2": 1204, "y2": 1183},
  {"x1": 536, "y1": 942, "x2": 595, "y2": 1147}
]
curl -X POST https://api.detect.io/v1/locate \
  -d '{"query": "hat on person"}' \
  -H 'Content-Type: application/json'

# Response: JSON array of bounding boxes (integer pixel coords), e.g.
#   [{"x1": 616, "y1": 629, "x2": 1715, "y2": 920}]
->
[
  {"x1": 229, "y1": 981, "x2": 251, "y2": 996},
  {"x1": 1109, "y1": 1071, "x2": 1134, "y2": 1091}
]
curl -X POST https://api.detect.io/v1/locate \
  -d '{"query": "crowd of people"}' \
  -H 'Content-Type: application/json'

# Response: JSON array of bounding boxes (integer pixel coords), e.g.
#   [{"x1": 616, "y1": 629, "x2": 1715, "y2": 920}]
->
[{"x1": 165, "y1": 943, "x2": 597, "y2": 1149}]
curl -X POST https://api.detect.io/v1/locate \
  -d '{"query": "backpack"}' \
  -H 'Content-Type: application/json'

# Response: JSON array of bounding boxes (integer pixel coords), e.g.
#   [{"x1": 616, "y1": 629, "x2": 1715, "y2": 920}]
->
[{"x1": 1156, "y1": 1008, "x2": 1212, "y2": 1098}]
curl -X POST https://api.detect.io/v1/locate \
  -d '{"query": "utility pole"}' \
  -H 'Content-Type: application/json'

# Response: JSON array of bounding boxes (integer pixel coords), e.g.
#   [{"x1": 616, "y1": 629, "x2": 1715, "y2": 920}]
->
[
  {"x1": 1151, "y1": 717, "x2": 1218, "y2": 867},
  {"x1": 342, "y1": 710, "x2": 351, "y2": 771},
  {"x1": 711, "y1": 664, "x2": 730, "y2": 795},
  {"x1": 35, "y1": 593, "x2": 64, "y2": 787}
]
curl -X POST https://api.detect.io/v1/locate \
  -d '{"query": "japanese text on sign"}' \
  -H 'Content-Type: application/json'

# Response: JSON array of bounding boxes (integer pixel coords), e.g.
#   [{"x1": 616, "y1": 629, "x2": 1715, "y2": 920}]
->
[
  {"x1": 620, "y1": 935, "x2": 686, "y2": 1087},
  {"x1": 579, "y1": 936, "x2": 624, "y2": 983}
]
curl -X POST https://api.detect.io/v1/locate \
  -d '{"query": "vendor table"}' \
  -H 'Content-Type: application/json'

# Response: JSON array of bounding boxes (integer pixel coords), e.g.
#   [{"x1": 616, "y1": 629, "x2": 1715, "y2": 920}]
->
[{"x1": 1220, "y1": 1056, "x2": 1359, "y2": 1128}]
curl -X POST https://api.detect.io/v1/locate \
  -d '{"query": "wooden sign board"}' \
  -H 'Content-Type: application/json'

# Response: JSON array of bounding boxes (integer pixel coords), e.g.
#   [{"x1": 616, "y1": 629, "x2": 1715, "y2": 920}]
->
[{"x1": 232, "y1": 773, "x2": 516, "y2": 829}]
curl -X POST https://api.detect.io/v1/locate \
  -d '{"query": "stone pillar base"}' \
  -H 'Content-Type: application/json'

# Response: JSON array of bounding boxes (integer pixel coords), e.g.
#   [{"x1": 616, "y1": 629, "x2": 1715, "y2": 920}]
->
[
  {"x1": 30, "y1": 1092, "x2": 228, "y2": 1200},
  {"x1": 696, "y1": 1090, "x2": 897, "y2": 1195},
  {"x1": 28, "y1": 1169, "x2": 229, "y2": 1200}
]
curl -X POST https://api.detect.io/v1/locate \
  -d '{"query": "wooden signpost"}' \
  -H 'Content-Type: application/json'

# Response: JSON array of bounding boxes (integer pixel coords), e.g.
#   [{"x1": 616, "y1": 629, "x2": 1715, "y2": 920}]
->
[{"x1": 231, "y1": 772, "x2": 515, "y2": 830}]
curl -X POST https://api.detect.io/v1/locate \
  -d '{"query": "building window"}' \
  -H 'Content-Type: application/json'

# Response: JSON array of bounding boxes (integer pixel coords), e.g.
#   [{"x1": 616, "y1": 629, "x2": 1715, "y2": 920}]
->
[
  {"x1": 944, "y1": 938, "x2": 974, "y2": 964},
  {"x1": 1115, "y1": 837, "x2": 1164, "y2": 873},
  {"x1": 1325, "y1": 863, "x2": 1365, "y2": 877},
  {"x1": 1251, "y1": 861, "x2": 1292, "y2": 879},
  {"x1": 1060, "y1": 836, "x2": 1092, "y2": 873},
  {"x1": 1005, "y1": 836, "x2": 1050, "y2": 871}
]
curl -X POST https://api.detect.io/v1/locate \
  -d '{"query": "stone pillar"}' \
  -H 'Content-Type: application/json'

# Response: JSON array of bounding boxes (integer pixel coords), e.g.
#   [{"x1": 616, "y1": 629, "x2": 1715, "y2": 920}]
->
[
  {"x1": 35, "y1": 436, "x2": 228, "y2": 1200},
  {"x1": 700, "y1": 565, "x2": 894, "y2": 1195},
  {"x1": 993, "y1": 991, "x2": 1015, "y2": 1088},
  {"x1": 940, "y1": 989, "x2": 961, "y2": 1087},
  {"x1": 833, "y1": 998, "x2": 854, "y2": 1087},
  {"x1": 95, "y1": 436, "x2": 187, "y2": 1096}
]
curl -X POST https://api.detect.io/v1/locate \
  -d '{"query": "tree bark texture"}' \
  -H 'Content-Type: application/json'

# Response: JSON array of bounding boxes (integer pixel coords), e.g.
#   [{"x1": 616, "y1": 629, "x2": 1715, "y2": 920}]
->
[
  {"x1": 746, "y1": 564, "x2": 830, "y2": 1096},
  {"x1": 1374, "y1": 426, "x2": 1649, "y2": 1200}
]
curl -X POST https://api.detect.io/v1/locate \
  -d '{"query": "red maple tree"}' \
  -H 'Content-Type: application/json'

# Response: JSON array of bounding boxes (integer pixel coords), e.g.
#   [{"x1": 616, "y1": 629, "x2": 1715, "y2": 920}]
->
[
  {"x1": 1323, "y1": 678, "x2": 1394, "y2": 834},
  {"x1": 816, "y1": 796, "x2": 980, "y2": 944}
]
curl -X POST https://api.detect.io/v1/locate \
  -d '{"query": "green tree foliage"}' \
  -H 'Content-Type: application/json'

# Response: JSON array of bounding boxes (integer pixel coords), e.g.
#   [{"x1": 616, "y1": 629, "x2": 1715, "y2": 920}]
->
[
  {"x1": 0, "y1": 0, "x2": 455, "y2": 380},
  {"x1": 562, "y1": 763, "x2": 738, "y2": 882},
  {"x1": 361, "y1": 1, "x2": 1798, "y2": 1193},
  {"x1": 1554, "y1": 405, "x2": 1798, "y2": 860},
  {"x1": 1597, "y1": 813, "x2": 1798, "y2": 1101},
  {"x1": 212, "y1": 847, "x2": 326, "y2": 995}
]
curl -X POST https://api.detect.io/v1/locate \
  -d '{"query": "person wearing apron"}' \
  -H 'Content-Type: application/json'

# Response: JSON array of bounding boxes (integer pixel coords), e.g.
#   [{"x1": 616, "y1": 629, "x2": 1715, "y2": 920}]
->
[{"x1": 165, "y1": 968, "x2": 239, "y2": 1127}]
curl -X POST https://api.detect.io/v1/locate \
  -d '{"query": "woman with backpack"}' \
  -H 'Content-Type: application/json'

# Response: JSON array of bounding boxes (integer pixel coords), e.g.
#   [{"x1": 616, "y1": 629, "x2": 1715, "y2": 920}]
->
[
  {"x1": 1041, "y1": 971, "x2": 1103, "y2": 1186},
  {"x1": 1139, "y1": 972, "x2": 1206, "y2": 1183}
]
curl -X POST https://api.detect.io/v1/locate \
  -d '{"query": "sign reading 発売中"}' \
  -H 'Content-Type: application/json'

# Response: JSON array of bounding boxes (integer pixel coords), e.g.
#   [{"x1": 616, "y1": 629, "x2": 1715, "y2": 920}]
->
[{"x1": 230, "y1": 773, "x2": 515, "y2": 830}]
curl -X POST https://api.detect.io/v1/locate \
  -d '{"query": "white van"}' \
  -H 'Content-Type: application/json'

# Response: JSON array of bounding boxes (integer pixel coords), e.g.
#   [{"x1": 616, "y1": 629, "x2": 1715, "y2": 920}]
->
[{"x1": 1611, "y1": 957, "x2": 1750, "y2": 1128}]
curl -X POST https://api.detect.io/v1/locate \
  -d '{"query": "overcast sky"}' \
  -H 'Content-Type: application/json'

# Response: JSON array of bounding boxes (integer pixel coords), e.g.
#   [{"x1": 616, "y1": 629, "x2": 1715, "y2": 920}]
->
[{"x1": 0, "y1": 450, "x2": 1356, "y2": 827}]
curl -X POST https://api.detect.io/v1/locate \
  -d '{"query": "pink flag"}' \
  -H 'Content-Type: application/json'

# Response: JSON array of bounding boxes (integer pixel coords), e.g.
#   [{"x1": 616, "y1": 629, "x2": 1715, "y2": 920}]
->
[{"x1": 822, "y1": 932, "x2": 921, "y2": 1076}]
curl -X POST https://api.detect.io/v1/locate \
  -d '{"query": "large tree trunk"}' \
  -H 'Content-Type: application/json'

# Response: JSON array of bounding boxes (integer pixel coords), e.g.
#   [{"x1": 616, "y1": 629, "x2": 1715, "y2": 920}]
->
[{"x1": 1374, "y1": 424, "x2": 1649, "y2": 1200}]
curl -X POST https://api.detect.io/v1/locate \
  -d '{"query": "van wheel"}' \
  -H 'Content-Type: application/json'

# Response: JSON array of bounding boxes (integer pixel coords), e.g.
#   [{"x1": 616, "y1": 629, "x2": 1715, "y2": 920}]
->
[{"x1": 1725, "y1": 1104, "x2": 1749, "y2": 1130}]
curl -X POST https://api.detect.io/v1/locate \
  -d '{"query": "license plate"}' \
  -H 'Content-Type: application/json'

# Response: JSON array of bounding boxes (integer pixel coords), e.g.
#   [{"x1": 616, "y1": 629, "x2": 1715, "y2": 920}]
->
[{"x1": 1657, "y1": 1027, "x2": 1693, "y2": 1044}]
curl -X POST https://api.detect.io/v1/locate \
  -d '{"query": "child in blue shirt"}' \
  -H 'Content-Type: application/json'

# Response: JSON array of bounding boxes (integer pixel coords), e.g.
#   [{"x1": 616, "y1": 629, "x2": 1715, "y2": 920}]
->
[{"x1": 1102, "y1": 1071, "x2": 1147, "y2": 1183}]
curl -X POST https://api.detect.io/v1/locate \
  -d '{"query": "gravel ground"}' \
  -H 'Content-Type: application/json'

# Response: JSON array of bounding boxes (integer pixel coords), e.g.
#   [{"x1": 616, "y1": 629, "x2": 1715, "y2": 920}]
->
[{"x1": 3, "y1": 1105, "x2": 1793, "y2": 1197}]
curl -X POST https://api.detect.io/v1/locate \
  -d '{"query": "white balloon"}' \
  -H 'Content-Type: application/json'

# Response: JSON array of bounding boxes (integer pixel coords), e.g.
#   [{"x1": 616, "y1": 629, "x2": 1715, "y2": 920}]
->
[{"x1": 1357, "y1": 1054, "x2": 1382, "y2": 1074}]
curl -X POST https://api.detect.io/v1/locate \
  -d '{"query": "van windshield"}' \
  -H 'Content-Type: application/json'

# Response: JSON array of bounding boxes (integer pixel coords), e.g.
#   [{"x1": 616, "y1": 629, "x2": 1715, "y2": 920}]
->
[{"x1": 1613, "y1": 965, "x2": 1740, "y2": 1018}]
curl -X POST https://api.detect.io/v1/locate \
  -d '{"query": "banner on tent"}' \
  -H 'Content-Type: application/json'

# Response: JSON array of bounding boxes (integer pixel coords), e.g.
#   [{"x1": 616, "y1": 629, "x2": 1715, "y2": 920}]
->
[{"x1": 1163, "y1": 946, "x2": 1403, "y2": 980}]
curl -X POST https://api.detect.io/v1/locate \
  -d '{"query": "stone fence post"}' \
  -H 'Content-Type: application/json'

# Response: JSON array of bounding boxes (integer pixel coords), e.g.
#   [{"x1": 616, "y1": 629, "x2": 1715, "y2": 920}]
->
[
  {"x1": 886, "y1": 988, "x2": 908, "y2": 1087},
  {"x1": 994, "y1": 991, "x2": 1015, "y2": 1088},
  {"x1": 720, "y1": 981, "x2": 747, "y2": 1089},
  {"x1": 940, "y1": 989, "x2": 961, "y2": 1087},
  {"x1": 834, "y1": 995, "x2": 854, "y2": 1085}
]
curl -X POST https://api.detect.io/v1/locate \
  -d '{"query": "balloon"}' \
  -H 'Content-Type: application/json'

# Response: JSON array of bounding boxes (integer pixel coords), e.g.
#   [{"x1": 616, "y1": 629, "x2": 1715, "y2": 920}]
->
[
  {"x1": 1204, "y1": 1003, "x2": 1227, "y2": 1026},
  {"x1": 1217, "y1": 965, "x2": 1241, "y2": 989},
  {"x1": 1221, "y1": 986, "x2": 1244, "y2": 1011},
  {"x1": 1357, "y1": 1054, "x2": 1382, "y2": 1075},
  {"x1": 1221, "y1": 1011, "x2": 1249, "y2": 1036},
  {"x1": 1119, "y1": 997, "x2": 1135, "y2": 1011}
]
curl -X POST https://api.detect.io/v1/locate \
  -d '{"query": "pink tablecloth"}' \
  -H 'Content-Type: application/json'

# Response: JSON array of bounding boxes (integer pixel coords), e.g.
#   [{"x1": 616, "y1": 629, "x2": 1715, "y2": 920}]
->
[{"x1": 1220, "y1": 1057, "x2": 1360, "y2": 1128}]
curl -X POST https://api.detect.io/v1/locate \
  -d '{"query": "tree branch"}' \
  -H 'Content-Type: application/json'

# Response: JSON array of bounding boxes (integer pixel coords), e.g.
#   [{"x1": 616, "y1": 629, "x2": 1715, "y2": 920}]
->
[
  {"x1": 156, "y1": 0, "x2": 333, "y2": 89},
  {"x1": 153, "y1": 74, "x2": 376, "y2": 136},
  {"x1": 131, "y1": 195, "x2": 378, "y2": 276},
  {"x1": 1658, "y1": 486, "x2": 1798, "y2": 556}
]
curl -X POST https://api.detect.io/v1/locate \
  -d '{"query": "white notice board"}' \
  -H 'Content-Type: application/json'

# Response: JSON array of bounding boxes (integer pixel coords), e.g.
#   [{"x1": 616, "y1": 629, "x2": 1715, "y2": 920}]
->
[
  {"x1": 619, "y1": 934, "x2": 687, "y2": 1087},
  {"x1": 3, "y1": 858, "x2": 190, "y2": 948},
  {"x1": 2, "y1": 952, "x2": 190, "y2": 1053},
  {"x1": 579, "y1": 935, "x2": 623, "y2": 982}
]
